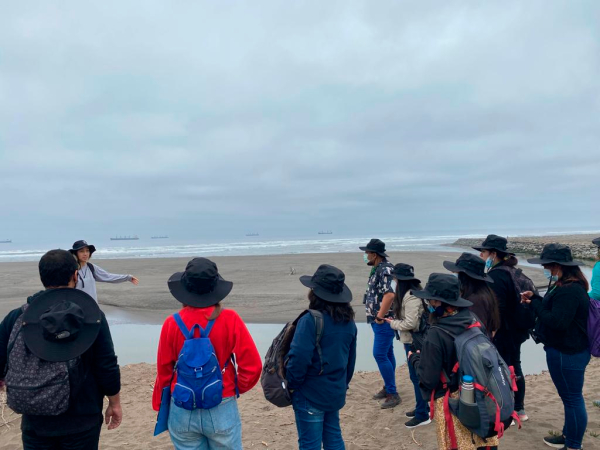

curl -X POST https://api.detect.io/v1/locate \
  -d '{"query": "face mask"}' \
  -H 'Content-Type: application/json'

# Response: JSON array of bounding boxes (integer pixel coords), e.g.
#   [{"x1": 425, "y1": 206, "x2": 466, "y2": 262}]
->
[
  {"x1": 485, "y1": 257, "x2": 493, "y2": 270},
  {"x1": 363, "y1": 254, "x2": 370, "y2": 264},
  {"x1": 543, "y1": 269, "x2": 558, "y2": 282},
  {"x1": 427, "y1": 304, "x2": 446, "y2": 317}
]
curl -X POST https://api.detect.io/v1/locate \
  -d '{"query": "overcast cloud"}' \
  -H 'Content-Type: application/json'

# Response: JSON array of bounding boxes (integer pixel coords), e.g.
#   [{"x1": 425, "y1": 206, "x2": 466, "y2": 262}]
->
[{"x1": 1, "y1": 1, "x2": 599, "y2": 241}]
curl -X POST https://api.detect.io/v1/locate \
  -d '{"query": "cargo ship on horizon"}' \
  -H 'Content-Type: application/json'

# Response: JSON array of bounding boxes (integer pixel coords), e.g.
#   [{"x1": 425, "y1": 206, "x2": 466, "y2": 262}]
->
[
  {"x1": 0, "y1": 239, "x2": 11, "y2": 244},
  {"x1": 110, "y1": 236, "x2": 139, "y2": 241}
]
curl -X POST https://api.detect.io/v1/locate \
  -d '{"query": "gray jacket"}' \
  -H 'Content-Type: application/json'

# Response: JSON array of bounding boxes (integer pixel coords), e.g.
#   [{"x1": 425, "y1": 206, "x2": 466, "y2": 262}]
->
[
  {"x1": 388, "y1": 293, "x2": 424, "y2": 344},
  {"x1": 76, "y1": 262, "x2": 132, "y2": 302}
]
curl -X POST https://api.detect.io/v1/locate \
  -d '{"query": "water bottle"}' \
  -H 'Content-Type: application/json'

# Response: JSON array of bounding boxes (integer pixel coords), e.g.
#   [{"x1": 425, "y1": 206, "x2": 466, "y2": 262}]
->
[{"x1": 461, "y1": 375, "x2": 475, "y2": 404}]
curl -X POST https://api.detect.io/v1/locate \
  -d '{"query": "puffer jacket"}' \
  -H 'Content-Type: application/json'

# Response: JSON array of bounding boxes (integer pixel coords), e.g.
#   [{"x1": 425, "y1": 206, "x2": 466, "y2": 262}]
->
[{"x1": 388, "y1": 293, "x2": 424, "y2": 344}]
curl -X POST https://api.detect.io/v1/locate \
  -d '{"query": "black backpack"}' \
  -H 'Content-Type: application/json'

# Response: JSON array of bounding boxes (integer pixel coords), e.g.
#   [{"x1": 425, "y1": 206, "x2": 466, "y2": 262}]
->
[
  {"x1": 495, "y1": 266, "x2": 538, "y2": 331},
  {"x1": 261, "y1": 310, "x2": 324, "y2": 407}
]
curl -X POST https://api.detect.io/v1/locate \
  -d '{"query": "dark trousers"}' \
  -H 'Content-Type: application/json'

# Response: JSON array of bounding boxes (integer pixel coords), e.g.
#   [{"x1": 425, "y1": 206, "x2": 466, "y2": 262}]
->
[
  {"x1": 22, "y1": 422, "x2": 102, "y2": 450},
  {"x1": 546, "y1": 346, "x2": 591, "y2": 449},
  {"x1": 404, "y1": 344, "x2": 429, "y2": 420},
  {"x1": 494, "y1": 332, "x2": 525, "y2": 411}
]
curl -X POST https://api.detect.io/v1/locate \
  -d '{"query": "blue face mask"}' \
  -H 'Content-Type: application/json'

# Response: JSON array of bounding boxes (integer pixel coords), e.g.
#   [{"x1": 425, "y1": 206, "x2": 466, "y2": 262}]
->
[
  {"x1": 485, "y1": 257, "x2": 493, "y2": 270},
  {"x1": 363, "y1": 254, "x2": 370, "y2": 264},
  {"x1": 543, "y1": 269, "x2": 558, "y2": 282},
  {"x1": 427, "y1": 304, "x2": 446, "y2": 317}
]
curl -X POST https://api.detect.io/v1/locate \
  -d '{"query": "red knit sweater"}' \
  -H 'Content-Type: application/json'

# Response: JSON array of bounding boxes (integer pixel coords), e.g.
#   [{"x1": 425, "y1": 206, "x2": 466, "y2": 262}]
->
[{"x1": 152, "y1": 306, "x2": 262, "y2": 411}]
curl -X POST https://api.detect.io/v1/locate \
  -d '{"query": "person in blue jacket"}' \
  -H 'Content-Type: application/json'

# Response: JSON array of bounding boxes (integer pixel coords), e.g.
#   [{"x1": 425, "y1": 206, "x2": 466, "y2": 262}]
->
[
  {"x1": 590, "y1": 237, "x2": 600, "y2": 301},
  {"x1": 286, "y1": 264, "x2": 357, "y2": 450}
]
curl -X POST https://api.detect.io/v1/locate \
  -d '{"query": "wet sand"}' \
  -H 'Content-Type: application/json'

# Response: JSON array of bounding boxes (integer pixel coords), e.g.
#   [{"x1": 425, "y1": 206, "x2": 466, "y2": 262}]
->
[{"x1": 0, "y1": 251, "x2": 548, "y2": 324}]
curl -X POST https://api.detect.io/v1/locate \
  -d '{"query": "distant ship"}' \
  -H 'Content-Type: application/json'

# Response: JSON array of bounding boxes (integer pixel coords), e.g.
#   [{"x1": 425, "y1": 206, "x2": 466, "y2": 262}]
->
[
  {"x1": 0, "y1": 239, "x2": 11, "y2": 244},
  {"x1": 151, "y1": 236, "x2": 169, "y2": 239},
  {"x1": 318, "y1": 231, "x2": 333, "y2": 235},
  {"x1": 110, "y1": 236, "x2": 139, "y2": 241},
  {"x1": 246, "y1": 233, "x2": 259, "y2": 237}
]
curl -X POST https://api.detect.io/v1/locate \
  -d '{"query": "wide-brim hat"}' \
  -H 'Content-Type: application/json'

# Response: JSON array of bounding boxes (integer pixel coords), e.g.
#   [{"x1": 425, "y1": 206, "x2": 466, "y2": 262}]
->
[
  {"x1": 359, "y1": 238, "x2": 388, "y2": 257},
  {"x1": 300, "y1": 264, "x2": 352, "y2": 303},
  {"x1": 168, "y1": 257, "x2": 233, "y2": 308},
  {"x1": 69, "y1": 240, "x2": 96, "y2": 256},
  {"x1": 22, "y1": 288, "x2": 101, "y2": 362},
  {"x1": 412, "y1": 273, "x2": 473, "y2": 307},
  {"x1": 593, "y1": 237, "x2": 600, "y2": 247},
  {"x1": 390, "y1": 263, "x2": 421, "y2": 283},
  {"x1": 472, "y1": 234, "x2": 514, "y2": 256},
  {"x1": 527, "y1": 243, "x2": 584, "y2": 267},
  {"x1": 443, "y1": 253, "x2": 494, "y2": 283}
]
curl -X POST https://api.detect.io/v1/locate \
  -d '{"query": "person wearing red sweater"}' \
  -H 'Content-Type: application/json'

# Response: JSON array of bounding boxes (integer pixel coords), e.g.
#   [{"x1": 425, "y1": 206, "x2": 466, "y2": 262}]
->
[{"x1": 152, "y1": 258, "x2": 262, "y2": 449}]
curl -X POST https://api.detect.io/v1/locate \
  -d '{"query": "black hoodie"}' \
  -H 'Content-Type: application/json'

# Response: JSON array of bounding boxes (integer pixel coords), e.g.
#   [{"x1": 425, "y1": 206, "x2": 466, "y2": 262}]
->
[
  {"x1": 409, "y1": 308, "x2": 474, "y2": 400},
  {"x1": 0, "y1": 290, "x2": 121, "y2": 436}
]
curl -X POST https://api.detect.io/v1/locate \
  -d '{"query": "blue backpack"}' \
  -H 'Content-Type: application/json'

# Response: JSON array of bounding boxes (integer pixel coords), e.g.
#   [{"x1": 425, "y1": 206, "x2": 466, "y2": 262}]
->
[{"x1": 171, "y1": 313, "x2": 231, "y2": 410}]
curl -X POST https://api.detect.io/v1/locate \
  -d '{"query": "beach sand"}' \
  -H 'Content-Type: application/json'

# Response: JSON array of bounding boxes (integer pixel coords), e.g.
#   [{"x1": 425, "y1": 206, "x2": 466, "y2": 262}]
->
[
  {"x1": 2, "y1": 360, "x2": 600, "y2": 449},
  {"x1": 0, "y1": 251, "x2": 548, "y2": 324}
]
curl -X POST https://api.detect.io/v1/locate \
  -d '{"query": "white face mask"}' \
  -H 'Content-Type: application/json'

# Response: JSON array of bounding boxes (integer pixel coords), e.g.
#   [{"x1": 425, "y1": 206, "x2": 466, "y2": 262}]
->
[{"x1": 363, "y1": 253, "x2": 370, "y2": 264}]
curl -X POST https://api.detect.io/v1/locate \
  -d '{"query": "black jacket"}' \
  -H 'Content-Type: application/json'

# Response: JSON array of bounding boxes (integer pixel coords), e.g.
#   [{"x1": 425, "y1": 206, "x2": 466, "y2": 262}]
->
[
  {"x1": 409, "y1": 308, "x2": 474, "y2": 400},
  {"x1": 532, "y1": 281, "x2": 589, "y2": 355},
  {"x1": 0, "y1": 290, "x2": 121, "y2": 436}
]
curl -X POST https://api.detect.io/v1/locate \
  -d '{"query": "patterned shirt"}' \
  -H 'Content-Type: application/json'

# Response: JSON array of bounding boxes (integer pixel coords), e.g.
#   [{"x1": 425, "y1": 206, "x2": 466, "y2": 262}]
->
[{"x1": 363, "y1": 260, "x2": 396, "y2": 321}]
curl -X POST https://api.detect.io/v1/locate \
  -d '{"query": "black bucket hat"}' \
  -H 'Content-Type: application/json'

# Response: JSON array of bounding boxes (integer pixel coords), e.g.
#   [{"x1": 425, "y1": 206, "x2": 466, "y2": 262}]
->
[
  {"x1": 412, "y1": 273, "x2": 473, "y2": 307},
  {"x1": 69, "y1": 240, "x2": 96, "y2": 256},
  {"x1": 300, "y1": 264, "x2": 352, "y2": 303},
  {"x1": 443, "y1": 253, "x2": 494, "y2": 283},
  {"x1": 390, "y1": 263, "x2": 421, "y2": 283},
  {"x1": 527, "y1": 243, "x2": 584, "y2": 267},
  {"x1": 359, "y1": 239, "x2": 388, "y2": 258},
  {"x1": 593, "y1": 237, "x2": 600, "y2": 247},
  {"x1": 22, "y1": 288, "x2": 102, "y2": 362},
  {"x1": 472, "y1": 234, "x2": 514, "y2": 256},
  {"x1": 168, "y1": 258, "x2": 233, "y2": 308}
]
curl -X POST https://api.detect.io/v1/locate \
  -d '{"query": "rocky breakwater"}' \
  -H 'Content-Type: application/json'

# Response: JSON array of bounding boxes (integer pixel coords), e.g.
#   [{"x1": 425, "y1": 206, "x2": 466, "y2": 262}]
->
[{"x1": 450, "y1": 233, "x2": 600, "y2": 262}]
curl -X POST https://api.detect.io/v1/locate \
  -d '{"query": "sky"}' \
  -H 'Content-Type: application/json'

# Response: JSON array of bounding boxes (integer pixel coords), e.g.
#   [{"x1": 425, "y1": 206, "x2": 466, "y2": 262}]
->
[{"x1": 1, "y1": 1, "x2": 599, "y2": 243}]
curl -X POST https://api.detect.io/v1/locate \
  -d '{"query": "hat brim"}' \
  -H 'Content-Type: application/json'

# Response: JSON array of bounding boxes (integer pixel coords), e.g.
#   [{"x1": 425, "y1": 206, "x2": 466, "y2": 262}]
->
[
  {"x1": 442, "y1": 261, "x2": 494, "y2": 283},
  {"x1": 168, "y1": 272, "x2": 233, "y2": 308},
  {"x1": 69, "y1": 244, "x2": 96, "y2": 255},
  {"x1": 526, "y1": 257, "x2": 583, "y2": 267},
  {"x1": 22, "y1": 288, "x2": 101, "y2": 362},
  {"x1": 359, "y1": 247, "x2": 389, "y2": 258},
  {"x1": 299, "y1": 276, "x2": 353, "y2": 303},
  {"x1": 412, "y1": 288, "x2": 473, "y2": 307},
  {"x1": 471, "y1": 246, "x2": 515, "y2": 256},
  {"x1": 592, "y1": 238, "x2": 600, "y2": 247},
  {"x1": 390, "y1": 274, "x2": 421, "y2": 283}
]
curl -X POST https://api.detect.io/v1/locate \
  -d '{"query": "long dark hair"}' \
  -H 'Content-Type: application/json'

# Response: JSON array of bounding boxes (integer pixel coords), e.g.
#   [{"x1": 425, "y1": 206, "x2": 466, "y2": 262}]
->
[
  {"x1": 458, "y1": 272, "x2": 501, "y2": 332},
  {"x1": 555, "y1": 264, "x2": 590, "y2": 291},
  {"x1": 308, "y1": 290, "x2": 355, "y2": 323},
  {"x1": 392, "y1": 279, "x2": 423, "y2": 319}
]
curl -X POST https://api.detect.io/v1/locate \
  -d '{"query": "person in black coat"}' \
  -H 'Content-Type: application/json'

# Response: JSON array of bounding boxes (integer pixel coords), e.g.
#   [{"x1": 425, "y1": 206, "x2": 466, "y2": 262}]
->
[{"x1": 522, "y1": 244, "x2": 590, "y2": 450}]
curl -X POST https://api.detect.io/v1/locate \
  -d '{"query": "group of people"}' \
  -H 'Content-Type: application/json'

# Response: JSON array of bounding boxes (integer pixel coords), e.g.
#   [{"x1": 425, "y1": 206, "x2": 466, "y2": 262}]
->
[{"x1": 0, "y1": 235, "x2": 597, "y2": 450}]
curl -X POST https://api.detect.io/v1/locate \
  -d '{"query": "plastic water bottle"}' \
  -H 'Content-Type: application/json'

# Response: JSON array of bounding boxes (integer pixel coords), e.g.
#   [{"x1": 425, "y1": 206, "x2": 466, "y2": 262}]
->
[{"x1": 461, "y1": 375, "x2": 475, "y2": 404}]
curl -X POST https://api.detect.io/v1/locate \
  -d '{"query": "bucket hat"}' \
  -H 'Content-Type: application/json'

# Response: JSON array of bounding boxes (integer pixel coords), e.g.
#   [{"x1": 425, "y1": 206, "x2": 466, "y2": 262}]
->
[
  {"x1": 168, "y1": 258, "x2": 233, "y2": 308},
  {"x1": 593, "y1": 237, "x2": 600, "y2": 247},
  {"x1": 22, "y1": 288, "x2": 102, "y2": 362},
  {"x1": 412, "y1": 273, "x2": 473, "y2": 307},
  {"x1": 472, "y1": 234, "x2": 514, "y2": 256},
  {"x1": 359, "y1": 239, "x2": 388, "y2": 258},
  {"x1": 300, "y1": 264, "x2": 352, "y2": 303},
  {"x1": 443, "y1": 253, "x2": 494, "y2": 283},
  {"x1": 389, "y1": 263, "x2": 421, "y2": 283},
  {"x1": 527, "y1": 243, "x2": 584, "y2": 267},
  {"x1": 69, "y1": 240, "x2": 96, "y2": 256}
]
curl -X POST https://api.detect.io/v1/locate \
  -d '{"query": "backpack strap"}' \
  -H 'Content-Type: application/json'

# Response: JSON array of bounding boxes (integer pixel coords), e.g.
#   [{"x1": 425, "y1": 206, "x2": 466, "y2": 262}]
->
[
  {"x1": 88, "y1": 263, "x2": 96, "y2": 278},
  {"x1": 307, "y1": 310, "x2": 325, "y2": 375},
  {"x1": 173, "y1": 313, "x2": 190, "y2": 338}
]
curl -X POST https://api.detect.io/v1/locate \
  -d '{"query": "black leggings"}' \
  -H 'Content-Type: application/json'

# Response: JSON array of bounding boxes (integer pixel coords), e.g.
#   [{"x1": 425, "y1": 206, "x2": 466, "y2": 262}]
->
[{"x1": 22, "y1": 422, "x2": 102, "y2": 450}]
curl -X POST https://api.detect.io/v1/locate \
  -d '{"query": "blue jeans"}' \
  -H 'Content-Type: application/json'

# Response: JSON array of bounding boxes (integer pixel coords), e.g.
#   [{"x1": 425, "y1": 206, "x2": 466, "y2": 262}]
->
[
  {"x1": 371, "y1": 322, "x2": 397, "y2": 395},
  {"x1": 168, "y1": 396, "x2": 242, "y2": 450},
  {"x1": 292, "y1": 391, "x2": 345, "y2": 450},
  {"x1": 404, "y1": 344, "x2": 429, "y2": 420},
  {"x1": 545, "y1": 347, "x2": 591, "y2": 449}
]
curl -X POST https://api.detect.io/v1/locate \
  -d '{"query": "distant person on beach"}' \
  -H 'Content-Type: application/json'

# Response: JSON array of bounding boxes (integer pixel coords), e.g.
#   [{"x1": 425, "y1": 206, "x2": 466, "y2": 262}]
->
[
  {"x1": 70, "y1": 240, "x2": 139, "y2": 302},
  {"x1": 152, "y1": 257, "x2": 261, "y2": 450},
  {"x1": 286, "y1": 265, "x2": 357, "y2": 450},
  {"x1": 590, "y1": 237, "x2": 600, "y2": 301},
  {"x1": 0, "y1": 249, "x2": 122, "y2": 450},
  {"x1": 383, "y1": 263, "x2": 431, "y2": 428},
  {"x1": 522, "y1": 244, "x2": 590, "y2": 450},
  {"x1": 443, "y1": 253, "x2": 501, "y2": 338},
  {"x1": 407, "y1": 273, "x2": 500, "y2": 450},
  {"x1": 473, "y1": 235, "x2": 528, "y2": 422},
  {"x1": 360, "y1": 238, "x2": 400, "y2": 409}
]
